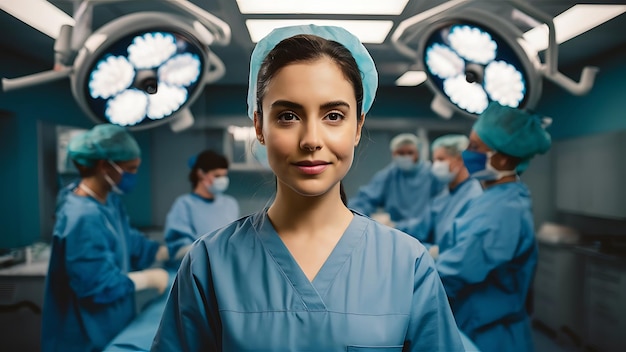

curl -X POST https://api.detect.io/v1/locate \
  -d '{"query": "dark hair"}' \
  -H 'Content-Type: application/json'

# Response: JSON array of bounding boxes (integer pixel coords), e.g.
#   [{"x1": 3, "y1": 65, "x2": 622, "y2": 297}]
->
[
  {"x1": 72, "y1": 160, "x2": 97, "y2": 178},
  {"x1": 256, "y1": 34, "x2": 364, "y2": 122},
  {"x1": 188, "y1": 150, "x2": 229, "y2": 188},
  {"x1": 255, "y1": 34, "x2": 364, "y2": 207}
]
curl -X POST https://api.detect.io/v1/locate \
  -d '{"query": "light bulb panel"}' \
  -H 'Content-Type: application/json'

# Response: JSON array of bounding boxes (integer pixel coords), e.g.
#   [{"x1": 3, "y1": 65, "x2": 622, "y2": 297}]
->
[
  {"x1": 71, "y1": 12, "x2": 213, "y2": 130},
  {"x1": 422, "y1": 20, "x2": 535, "y2": 117}
]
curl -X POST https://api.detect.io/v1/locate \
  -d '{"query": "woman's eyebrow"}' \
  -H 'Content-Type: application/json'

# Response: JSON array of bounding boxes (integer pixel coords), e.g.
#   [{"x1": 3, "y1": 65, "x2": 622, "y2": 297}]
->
[
  {"x1": 320, "y1": 101, "x2": 350, "y2": 110},
  {"x1": 270, "y1": 100, "x2": 302, "y2": 110}
]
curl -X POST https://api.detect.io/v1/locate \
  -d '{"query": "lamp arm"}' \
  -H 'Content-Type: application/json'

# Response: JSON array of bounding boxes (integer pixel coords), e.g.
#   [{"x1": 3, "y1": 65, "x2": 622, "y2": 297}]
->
[
  {"x1": 541, "y1": 65, "x2": 599, "y2": 96},
  {"x1": 507, "y1": 0, "x2": 598, "y2": 95},
  {"x1": 391, "y1": 0, "x2": 471, "y2": 60},
  {"x1": 204, "y1": 51, "x2": 226, "y2": 84},
  {"x1": 84, "y1": 0, "x2": 230, "y2": 45},
  {"x1": 1, "y1": 67, "x2": 73, "y2": 92}
]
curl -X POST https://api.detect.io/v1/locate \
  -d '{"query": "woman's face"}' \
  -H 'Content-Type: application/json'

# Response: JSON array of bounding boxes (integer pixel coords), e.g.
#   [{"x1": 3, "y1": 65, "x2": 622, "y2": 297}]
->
[{"x1": 254, "y1": 57, "x2": 364, "y2": 198}]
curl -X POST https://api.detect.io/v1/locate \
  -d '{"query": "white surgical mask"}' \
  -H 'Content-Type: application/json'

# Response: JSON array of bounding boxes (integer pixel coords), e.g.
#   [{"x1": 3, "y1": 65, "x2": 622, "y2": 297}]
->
[
  {"x1": 394, "y1": 156, "x2": 416, "y2": 171},
  {"x1": 431, "y1": 160, "x2": 456, "y2": 183},
  {"x1": 208, "y1": 176, "x2": 229, "y2": 194},
  {"x1": 471, "y1": 151, "x2": 517, "y2": 181}
]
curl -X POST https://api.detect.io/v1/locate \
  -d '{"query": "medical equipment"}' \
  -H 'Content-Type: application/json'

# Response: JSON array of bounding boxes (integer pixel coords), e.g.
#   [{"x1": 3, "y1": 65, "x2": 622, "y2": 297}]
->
[{"x1": 1, "y1": 0, "x2": 231, "y2": 132}]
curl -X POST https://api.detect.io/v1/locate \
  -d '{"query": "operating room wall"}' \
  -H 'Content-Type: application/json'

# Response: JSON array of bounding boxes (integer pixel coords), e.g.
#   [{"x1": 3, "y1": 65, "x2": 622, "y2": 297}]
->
[{"x1": 0, "y1": 50, "x2": 154, "y2": 248}]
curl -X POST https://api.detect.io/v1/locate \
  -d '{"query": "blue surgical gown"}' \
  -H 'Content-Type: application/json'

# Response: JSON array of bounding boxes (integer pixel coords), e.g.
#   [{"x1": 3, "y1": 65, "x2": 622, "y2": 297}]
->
[
  {"x1": 348, "y1": 162, "x2": 443, "y2": 223},
  {"x1": 152, "y1": 211, "x2": 464, "y2": 351},
  {"x1": 436, "y1": 182, "x2": 537, "y2": 352},
  {"x1": 164, "y1": 193, "x2": 240, "y2": 257},
  {"x1": 42, "y1": 192, "x2": 160, "y2": 352},
  {"x1": 397, "y1": 178, "x2": 483, "y2": 243}
]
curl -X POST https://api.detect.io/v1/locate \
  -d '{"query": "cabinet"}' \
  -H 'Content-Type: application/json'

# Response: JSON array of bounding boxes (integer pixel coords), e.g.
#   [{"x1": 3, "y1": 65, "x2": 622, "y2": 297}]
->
[
  {"x1": 532, "y1": 242, "x2": 585, "y2": 342},
  {"x1": 583, "y1": 256, "x2": 626, "y2": 352},
  {"x1": 554, "y1": 131, "x2": 626, "y2": 219}
]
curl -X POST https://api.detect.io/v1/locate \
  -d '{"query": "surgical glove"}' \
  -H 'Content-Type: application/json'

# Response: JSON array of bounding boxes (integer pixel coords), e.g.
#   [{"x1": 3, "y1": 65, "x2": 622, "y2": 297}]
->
[
  {"x1": 429, "y1": 245, "x2": 439, "y2": 260},
  {"x1": 174, "y1": 244, "x2": 192, "y2": 260},
  {"x1": 155, "y1": 245, "x2": 169, "y2": 262},
  {"x1": 128, "y1": 268, "x2": 169, "y2": 294}
]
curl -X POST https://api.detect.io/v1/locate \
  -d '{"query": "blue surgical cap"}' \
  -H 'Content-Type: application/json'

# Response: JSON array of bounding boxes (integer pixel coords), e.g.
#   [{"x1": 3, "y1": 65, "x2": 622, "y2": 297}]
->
[
  {"x1": 473, "y1": 102, "x2": 551, "y2": 160},
  {"x1": 431, "y1": 134, "x2": 469, "y2": 155},
  {"x1": 68, "y1": 124, "x2": 141, "y2": 167},
  {"x1": 247, "y1": 24, "x2": 378, "y2": 119}
]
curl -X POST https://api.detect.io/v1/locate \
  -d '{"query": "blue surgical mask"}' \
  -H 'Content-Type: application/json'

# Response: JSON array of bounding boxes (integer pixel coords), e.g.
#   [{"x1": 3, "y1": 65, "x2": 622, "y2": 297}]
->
[
  {"x1": 209, "y1": 176, "x2": 229, "y2": 194},
  {"x1": 394, "y1": 155, "x2": 416, "y2": 171},
  {"x1": 462, "y1": 150, "x2": 516, "y2": 181},
  {"x1": 105, "y1": 161, "x2": 138, "y2": 194},
  {"x1": 431, "y1": 160, "x2": 456, "y2": 183}
]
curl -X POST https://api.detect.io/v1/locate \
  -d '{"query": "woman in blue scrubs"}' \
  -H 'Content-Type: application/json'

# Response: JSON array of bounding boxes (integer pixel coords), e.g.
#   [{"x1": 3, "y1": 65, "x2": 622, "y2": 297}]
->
[
  {"x1": 42, "y1": 124, "x2": 170, "y2": 352},
  {"x1": 164, "y1": 150, "x2": 240, "y2": 261},
  {"x1": 152, "y1": 25, "x2": 464, "y2": 351},
  {"x1": 434, "y1": 103, "x2": 552, "y2": 352}
]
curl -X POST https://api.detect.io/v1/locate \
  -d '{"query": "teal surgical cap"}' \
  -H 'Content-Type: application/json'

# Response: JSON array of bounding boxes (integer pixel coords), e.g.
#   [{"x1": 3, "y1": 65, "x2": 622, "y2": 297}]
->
[
  {"x1": 473, "y1": 102, "x2": 551, "y2": 160},
  {"x1": 68, "y1": 124, "x2": 141, "y2": 167},
  {"x1": 247, "y1": 24, "x2": 378, "y2": 119},
  {"x1": 431, "y1": 134, "x2": 469, "y2": 155}
]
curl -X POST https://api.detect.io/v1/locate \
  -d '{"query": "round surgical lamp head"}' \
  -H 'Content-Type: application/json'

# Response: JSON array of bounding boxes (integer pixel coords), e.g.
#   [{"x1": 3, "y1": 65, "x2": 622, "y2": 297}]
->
[
  {"x1": 71, "y1": 12, "x2": 213, "y2": 130},
  {"x1": 418, "y1": 17, "x2": 542, "y2": 118}
]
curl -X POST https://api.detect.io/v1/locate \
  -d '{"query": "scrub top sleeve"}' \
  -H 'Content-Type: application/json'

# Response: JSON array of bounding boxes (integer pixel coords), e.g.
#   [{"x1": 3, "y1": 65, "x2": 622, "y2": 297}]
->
[
  {"x1": 436, "y1": 210, "x2": 521, "y2": 299},
  {"x1": 152, "y1": 246, "x2": 220, "y2": 352},
  {"x1": 348, "y1": 168, "x2": 389, "y2": 215},
  {"x1": 128, "y1": 227, "x2": 160, "y2": 270},
  {"x1": 164, "y1": 198, "x2": 196, "y2": 258},
  {"x1": 405, "y1": 251, "x2": 464, "y2": 351},
  {"x1": 65, "y1": 214, "x2": 135, "y2": 304}
]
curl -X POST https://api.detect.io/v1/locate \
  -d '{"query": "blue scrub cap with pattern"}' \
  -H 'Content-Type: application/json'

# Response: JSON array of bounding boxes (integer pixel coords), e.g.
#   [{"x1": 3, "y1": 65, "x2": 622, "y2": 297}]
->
[
  {"x1": 247, "y1": 24, "x2": 378, "y2": 119},
  {"x1": 473, "y1": 102, "x2": 551, "y2": 160},
  {"x1": 68, "y1": 124, "x2": 141, "y2": 167}
]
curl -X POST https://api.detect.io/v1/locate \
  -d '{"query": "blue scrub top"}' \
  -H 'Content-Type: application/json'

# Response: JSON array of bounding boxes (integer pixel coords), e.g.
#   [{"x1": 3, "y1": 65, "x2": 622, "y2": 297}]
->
[
  {"x1": 437, "y1": 182, "x2": 537, "y2": 352},
  {"x1": 42, "y1": 191, "x2": 160, "y2": 352},
  {"x1": 164, "y1": 193, "x2": 240, "y2": 257},
  {"x1": 397, "y1": 178, "x2": 483, "y2": 243},
  {"x1": 152, "y1": 210, "x2": 464, "y2": 351},
  {"x1": 348, "y1": 162, "x2": 443, "y2": 222}
]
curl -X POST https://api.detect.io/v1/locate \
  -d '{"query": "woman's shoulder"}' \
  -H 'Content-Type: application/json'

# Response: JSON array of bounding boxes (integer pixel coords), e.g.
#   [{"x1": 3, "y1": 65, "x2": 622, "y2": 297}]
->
[{"x1": 354, "y1": 213, "x2": 425, "y2": 254}]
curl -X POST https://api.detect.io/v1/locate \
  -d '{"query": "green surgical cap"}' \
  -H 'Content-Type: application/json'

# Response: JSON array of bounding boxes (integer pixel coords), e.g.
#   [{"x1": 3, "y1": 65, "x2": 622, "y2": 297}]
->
[
  {"x1": 247, "y1": 24, "x2": 378, "y2": 119},
  {"x1": 473, "y1": 102, "x2": 551, "y2": 160},
  {"x1": 68, "y1": 124, "x2": 141, "y2": 167},
  {"x1": 431, "y1": 134, "x2": 469, "y2": 155}
]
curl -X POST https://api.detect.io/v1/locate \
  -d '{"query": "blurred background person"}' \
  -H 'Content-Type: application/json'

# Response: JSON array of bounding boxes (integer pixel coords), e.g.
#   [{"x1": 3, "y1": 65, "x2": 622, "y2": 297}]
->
[
  {"x1": 42, "y1": 124, "x2": 169, "y2": 352},
  {"x1": 434, "y1": 103, "x2": 552, "y2": 352},
  {"x1": 348, "y1": 133, "x2": 442, "y2": 228},
  {"x1": 398, "y1": 134, "x2": 482, "y2": 245},
  {"x1": 164, "y1": 149, "x2": 240, "y2": 261}
]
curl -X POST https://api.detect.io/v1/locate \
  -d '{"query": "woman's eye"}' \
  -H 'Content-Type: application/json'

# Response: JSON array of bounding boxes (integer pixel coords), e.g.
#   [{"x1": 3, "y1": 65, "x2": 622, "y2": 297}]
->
[
  {"x1": 277, "y1": 112, "x2": 298, "y2": 122},
  {"x1": 325, "y1": 112, "x2": 344, "y2": 121}
]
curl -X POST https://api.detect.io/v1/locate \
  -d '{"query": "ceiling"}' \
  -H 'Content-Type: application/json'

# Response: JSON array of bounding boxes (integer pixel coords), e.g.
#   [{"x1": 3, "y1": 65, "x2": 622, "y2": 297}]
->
[{"x1": 1, "y1": 0, "x2": 625, "y2": 88}]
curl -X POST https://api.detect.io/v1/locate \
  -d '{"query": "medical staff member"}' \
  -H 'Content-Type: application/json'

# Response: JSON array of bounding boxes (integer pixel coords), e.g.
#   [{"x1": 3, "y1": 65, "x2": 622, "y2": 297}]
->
[
  {"x1": 348, "y1": 133, "x2": 442, "y2": 226},
  {"x1": 164, "y1": 149, "x2": 240, "y2": 261},
  {"x1": 435, "y1": 103, "x2": 551, "y2": 352},
  {"x1": 42, "y1": 124, "x2": 170, "y2": 352},
  {"x1": 152, "y1": 25, "x2": 463, "y2": 351},
  {"x1": 399, "y1": 135, "x2": 483, "y2": 244}
]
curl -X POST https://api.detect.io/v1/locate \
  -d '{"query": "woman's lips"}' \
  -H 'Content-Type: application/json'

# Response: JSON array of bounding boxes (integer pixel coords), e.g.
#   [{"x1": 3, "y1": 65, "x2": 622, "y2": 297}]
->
[{"x1": 293, "y1": 160, "x2": 330, "y2": 175}]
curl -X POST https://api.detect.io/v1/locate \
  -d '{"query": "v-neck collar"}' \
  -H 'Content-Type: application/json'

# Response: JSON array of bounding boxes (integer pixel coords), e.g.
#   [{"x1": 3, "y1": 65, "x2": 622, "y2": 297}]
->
[{"x1": 253, "y1": 210, "x2": 369, "y2": 311}]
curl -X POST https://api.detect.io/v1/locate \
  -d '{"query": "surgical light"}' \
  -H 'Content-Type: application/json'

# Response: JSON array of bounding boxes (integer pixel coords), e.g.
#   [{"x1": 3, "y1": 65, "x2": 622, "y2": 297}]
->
[
  {"x1": 422, "y1": 22, "x2": 529, "y2": 115},
  {"x1": 1, "y1": 0, "x2": 231, "y2": 132},
  {"x1": 391, "y1": 0, "x2": 598, "y2": 119}
]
